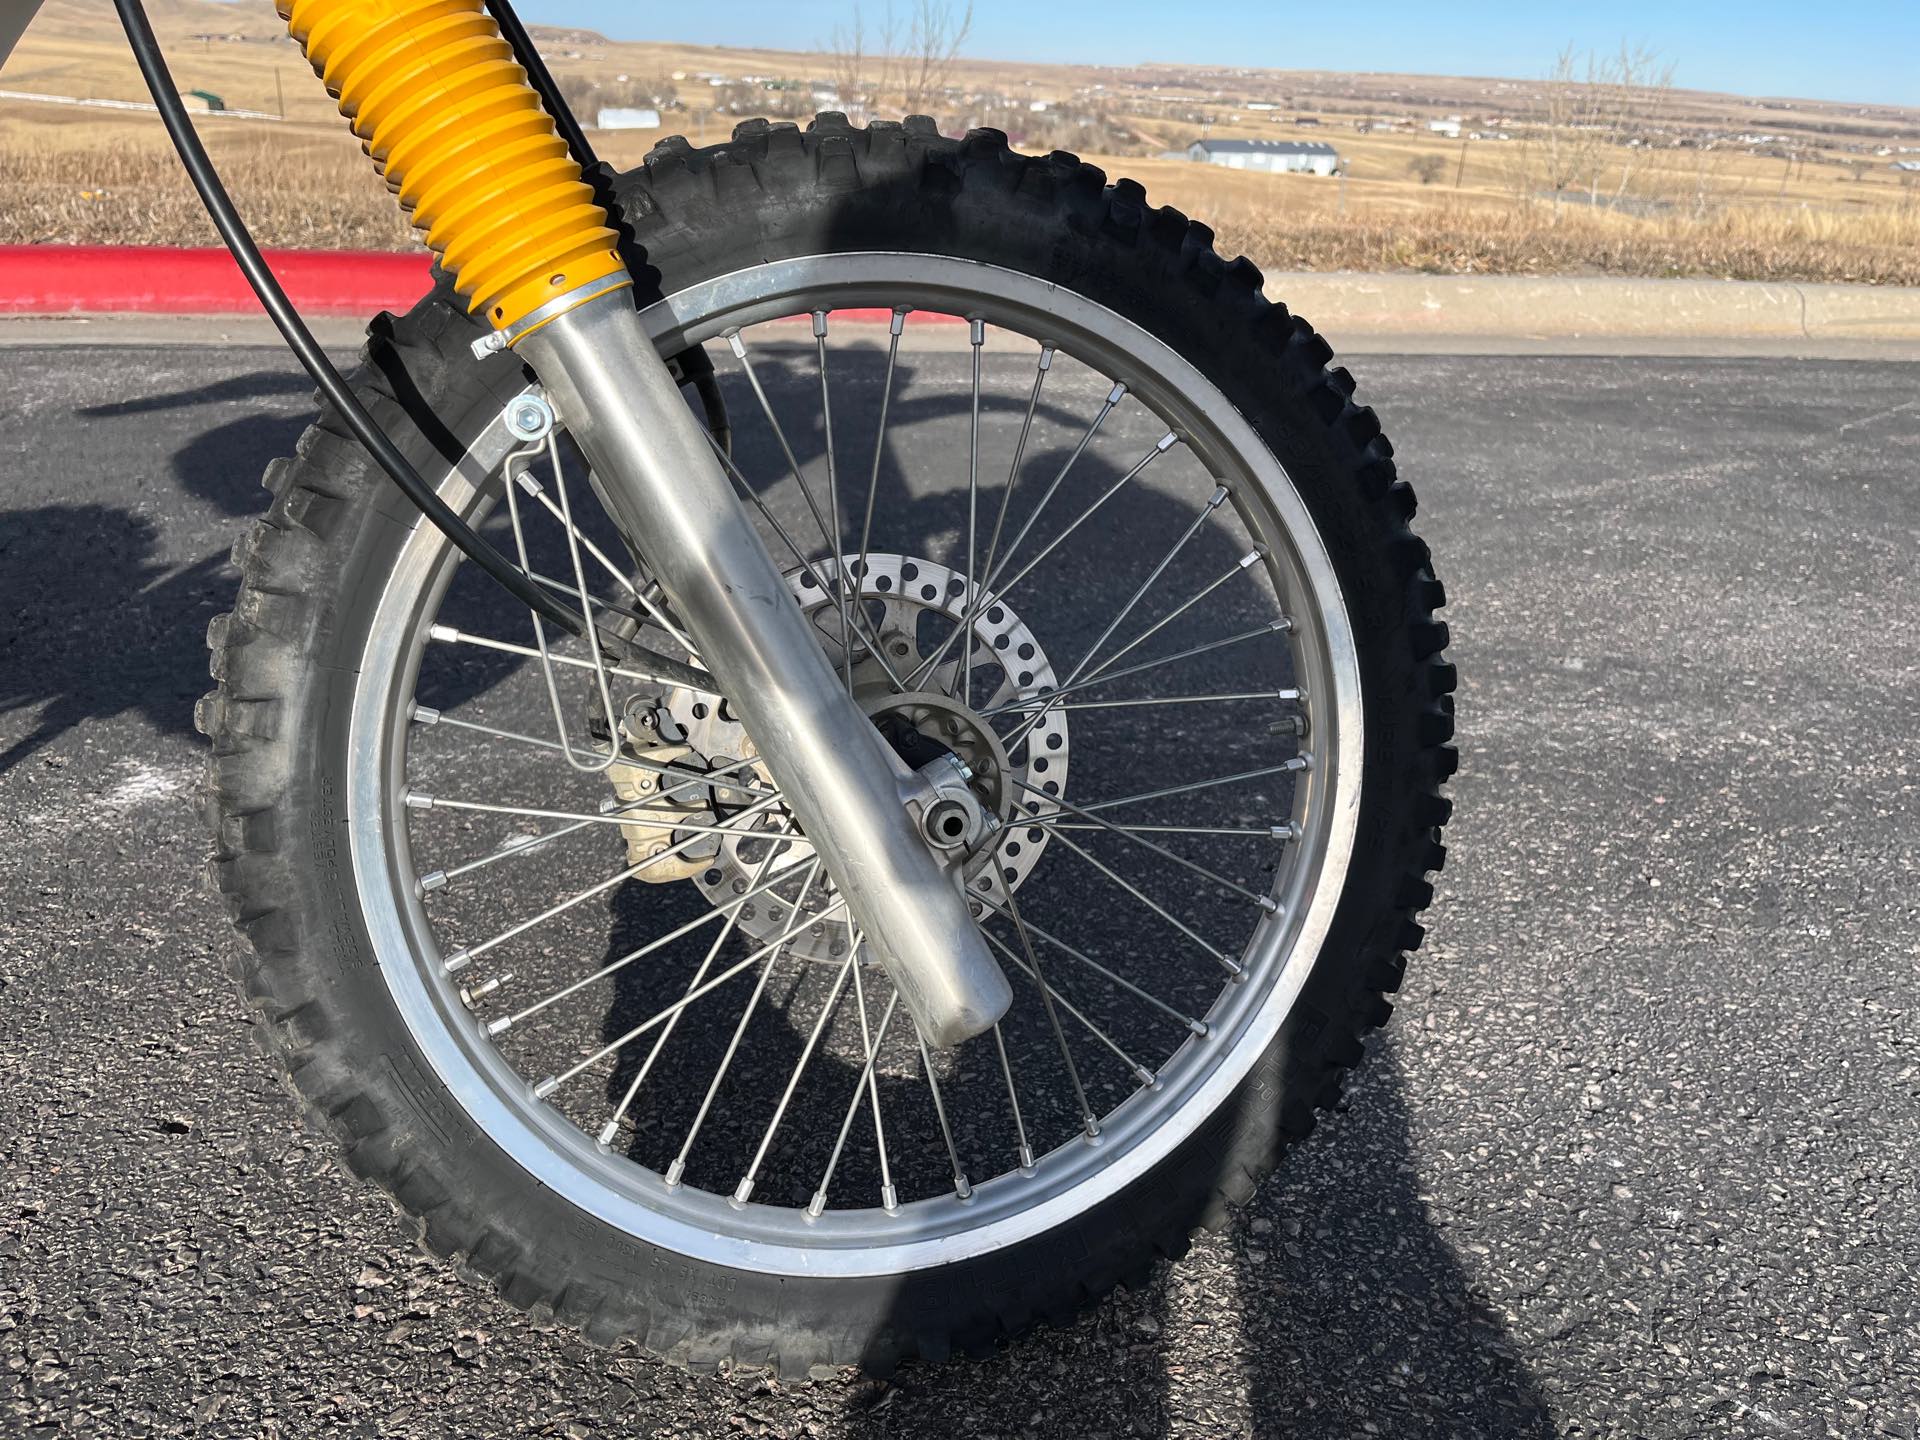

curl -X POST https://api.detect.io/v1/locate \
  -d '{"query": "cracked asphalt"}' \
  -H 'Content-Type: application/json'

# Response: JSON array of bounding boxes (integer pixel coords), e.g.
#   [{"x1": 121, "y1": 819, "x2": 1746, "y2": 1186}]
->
[{"x1": 2, "y1": 338, "x2": 1917, "y2": 1438}]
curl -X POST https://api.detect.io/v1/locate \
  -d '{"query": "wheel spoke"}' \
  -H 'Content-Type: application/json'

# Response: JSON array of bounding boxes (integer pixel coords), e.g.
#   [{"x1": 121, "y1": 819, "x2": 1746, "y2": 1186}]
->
[
  {"x1": 1040, "y1": 828, "x2": 1242, "y2": 975},
  {"x1": 594, "y1": 835, "x2": 793, "y2": 1143},
  {"x1": 420, "y1": 772, "x2": 733, "y2": 892},
  {"x1": 854, "y1": 309, "x2": 907, "y2": 611},
  {"x1": 490, "y1": 830, "x2": 823, "y2": 1035},
  {"x1": 900, "y1": 381, "x2": 1127, "y2": 692},
  {"x1": 915, "y1": 1027, "x2": 973, "y2": 1199},
  {"x1": 812, "y1": 312, "x2": 855, "y2": 694},
  {"x1": 1000, "y1": 689, "x2": 1299, "y2": 715},
  {"x1": 955, "y1": 319, "x2": 986, "y2": 705},
  {"x1": 975, "y1": 893, "x2": 1208, "y2": 1035},
  {"x1": 908, "y1": 429, "x2": 1178, "y2": 693},
  {"x1": 405, "y1": 790, "x2": 783, "y2": 839},
  {"x1": 991, "y1": 1022, "x2": 1035, "y2": 1171},
  {"x1": 515, "y1": 463, "x2": 701, "y2": 656},
  {"x1": 807, "y1": 980, "x2": 901, "y2": 1217},
  {"x1": 856, "y1": 960, "x2": 900, "y2": 1209},
  {"x1": 981, "y1": 618, "x2": 1291, "y2": 719},
  {"x1": 979, "y1": 923, "x2": 1158, "y2": 1088},
  {"x1": 665, "y1": 858, "x2": 827, "y2": 1185},
  {"x1": 426, "y1": 622, "x2": 722, "y2": 696},
  {"x1": 1002, "y1": 886, "x2": 1100, "y2": 1140},
  {"x1": 998, "y1": 484, "x2": 1227, "y2": 749},
  {"x1": 1048, "y1": 757, "x2": 1308, "y2": 818},
  {"x1": 704, "y1": 432, "x2": 908, "y2": 691},
  {"x1": 727, "y1": 329, "x2": 840, "y2": 561},
  {"x1": 1067, "y1": 546, "x2": 1269, "y2": 693},
  {"x1": 734, "y1": 928, "x2": 862, "y2": 1203},
  {"x1": 1008, "y1": 775, "x2": 1277, "y2": 911}
]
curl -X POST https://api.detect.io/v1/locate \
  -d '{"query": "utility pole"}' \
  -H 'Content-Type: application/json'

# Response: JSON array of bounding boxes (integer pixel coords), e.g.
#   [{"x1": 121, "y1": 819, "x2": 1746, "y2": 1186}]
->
[
  {"x1": 1455, "y1": 136, "x2": 1469, "y2": 188},
  {"x1": 274, "y1": 68, "x2": 285, "y2": 119}
]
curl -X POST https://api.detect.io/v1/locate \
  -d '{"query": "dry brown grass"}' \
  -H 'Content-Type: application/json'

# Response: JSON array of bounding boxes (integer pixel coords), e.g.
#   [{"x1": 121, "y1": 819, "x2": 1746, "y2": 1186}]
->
[
  {"x1": 0, "y1": 136, "x2": 411, "y2": 249},
  {"x1": 1202, "y1": 197, "x2": 1920, "y2": 288},
  {"x1": 5, "y1": 135, "x2": 1916, "y2": 288}
]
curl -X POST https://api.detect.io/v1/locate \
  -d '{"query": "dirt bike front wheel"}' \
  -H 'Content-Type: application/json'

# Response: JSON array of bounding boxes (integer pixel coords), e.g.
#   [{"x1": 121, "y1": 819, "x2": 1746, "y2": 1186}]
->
[{"x1": 201, "y1": 117, "x2": 1454, "y2": 1375}]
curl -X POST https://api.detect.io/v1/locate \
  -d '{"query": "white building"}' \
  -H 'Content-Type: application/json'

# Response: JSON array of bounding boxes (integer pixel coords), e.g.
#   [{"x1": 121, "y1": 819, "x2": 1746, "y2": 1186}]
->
[
  {"x1": 595, "y1": 107, "x2": 661, "y2": 131},
  {"x1": 1186, "y1": 139, "x2": 1339, "y2": 176}
]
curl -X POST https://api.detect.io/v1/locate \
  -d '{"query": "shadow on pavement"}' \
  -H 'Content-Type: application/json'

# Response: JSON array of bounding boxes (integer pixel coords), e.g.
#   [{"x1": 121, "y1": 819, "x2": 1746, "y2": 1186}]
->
[{"x1": 0, "y1": 503, "x2": 232, "y2": 776}]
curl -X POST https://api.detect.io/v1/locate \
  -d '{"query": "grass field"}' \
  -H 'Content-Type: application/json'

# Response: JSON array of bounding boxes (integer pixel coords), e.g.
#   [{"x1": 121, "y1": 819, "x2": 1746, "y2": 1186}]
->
[{"x1": 4, "y1": 0, "x2": 1916, "y2": 286}]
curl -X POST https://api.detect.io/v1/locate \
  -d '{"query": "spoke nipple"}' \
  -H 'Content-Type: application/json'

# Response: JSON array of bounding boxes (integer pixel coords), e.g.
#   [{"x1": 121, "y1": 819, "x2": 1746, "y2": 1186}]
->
[
  {"x1": 1290, "y1": 755, "x2": 1313, "y2": 772},
  {"x1": 532, "y1": 1076, "x2": 558, "y2": 1100},
  {"x1": 725, "y1": 330, "x2": 747, "y2": 358},
  {"x1": 1037, "y1": 344, "x2": 1056, "y2": 370},
  {"x1": 1156, "y1": 431, "x2": 1179, "y2": 452},
  {"x1": 1271, "y1": 616, "x2": 1296, "y2": 633},
  {"x1": 1135, "y1": 1066, "x2": 1161, "y2": 1090},
  {"x1": 1257, "y1": 895, "x2": 1282, "y2": 914},
  {"x1": 663, "y1": 1158, "x2": 686, "y2": 1189},
  {"x1": 730, "y1": 1178, "x2": 755, "y2": 1207},
  {"x1": 955, "y1": 1174, "x2": 973, "y2": 1200},
  {"x1": 969, "y1": 318, "x2": 986, "y2": 346},
  {"x1": 1239, "y1": 550, "x2": 1263, "y2": 569},
  {"x1": 1017, "y1": 1145, "x2": 1036, "y2": 1172},
  {"x1": 485, "y1": 1015, "x2": 513, "y2": 1037},
  {"x1": 1082, "y1": 1120, "x2": 1103, "y2": 1143},
  {"x1": 428, "y1": 623, "x2": 460, "y2": 643},
  {"x1": 418, "y1": 870, "x2": 448, "y2": 895},
  {"x1": 881, "y1": 1184, "x2": 899, "y2": 1212},
  {"x1": 812, "y1": 309, "x2": 830, "y2": 339},
  {"x1": 1106, "y1": 382, "x2": 1128, "y2": 405},
  {"x1": 459, "y1": 971, "x2": 510, "y2": 1008},
  {"x1": 806, "y1": 1192, "x2": 827, "y2": 1218},
  {"x1": 1188, "y1": 1019, "x2": 1211, "y2": 1038},
  {"x1": 441, "y1": 947, "x2": 472, "y2": 974},
  {"x1": 404, "y1": 790, "x2": 433, "y2": 810},
  {"x1": 514, "y1": 469, "x2": 543, "y2": 496},
  {"x1": 890, "y1": 307, "x2": 909, "y2": 336},
  {"x1": 597, "y1": 1121, "x2": 621, "y2": 1147},
  {"x1": 411, "y1": 704, "x2": 441, "y2": 725},
  {"x1": 1207, "y1": 484, "x2": 1230, "y2": 507}
]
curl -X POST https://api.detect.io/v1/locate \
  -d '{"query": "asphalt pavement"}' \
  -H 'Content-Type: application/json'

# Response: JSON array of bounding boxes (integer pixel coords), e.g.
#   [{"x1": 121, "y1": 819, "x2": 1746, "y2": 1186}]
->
[{"x1": 1, "y1": 338, "x2": 1916, "y2": 1438}]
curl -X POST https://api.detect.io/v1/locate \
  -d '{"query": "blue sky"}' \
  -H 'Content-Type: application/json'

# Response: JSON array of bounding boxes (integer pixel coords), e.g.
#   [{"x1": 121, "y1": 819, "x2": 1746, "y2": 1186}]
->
[{"x1": 522, "y1": 0, "x2": 1920, "y2": 108}]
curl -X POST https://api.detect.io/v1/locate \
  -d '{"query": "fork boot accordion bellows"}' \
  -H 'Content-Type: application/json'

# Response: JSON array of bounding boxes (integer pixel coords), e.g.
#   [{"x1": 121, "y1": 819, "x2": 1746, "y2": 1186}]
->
[{"x1": 278, "y1": 0, "x2": 629, "y2": 333}]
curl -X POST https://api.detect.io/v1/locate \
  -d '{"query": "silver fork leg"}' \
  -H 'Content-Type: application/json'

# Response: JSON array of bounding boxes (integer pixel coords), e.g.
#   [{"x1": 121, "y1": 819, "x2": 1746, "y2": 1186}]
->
[{"x1": 516, "y1": 290, "x2": 1011, "y2": 1048}]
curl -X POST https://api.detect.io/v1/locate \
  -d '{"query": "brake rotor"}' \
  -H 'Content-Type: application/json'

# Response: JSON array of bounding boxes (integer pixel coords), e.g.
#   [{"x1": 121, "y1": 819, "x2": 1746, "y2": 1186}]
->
[{"x1": 664, "y1": 553, "x2": 1070, "y2": 962}]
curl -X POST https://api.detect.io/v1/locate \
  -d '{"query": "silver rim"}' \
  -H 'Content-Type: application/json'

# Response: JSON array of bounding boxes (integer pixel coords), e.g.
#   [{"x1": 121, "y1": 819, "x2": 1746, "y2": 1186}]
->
[{"x1": 347, "y1": 253, "x2": 1364, "y2": 1277}]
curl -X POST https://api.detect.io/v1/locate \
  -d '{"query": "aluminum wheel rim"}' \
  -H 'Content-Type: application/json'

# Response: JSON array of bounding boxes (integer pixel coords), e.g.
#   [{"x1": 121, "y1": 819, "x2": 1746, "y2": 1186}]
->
[{"x1": 347, "y1": 252, "x2": 1364, "y2": 1276}]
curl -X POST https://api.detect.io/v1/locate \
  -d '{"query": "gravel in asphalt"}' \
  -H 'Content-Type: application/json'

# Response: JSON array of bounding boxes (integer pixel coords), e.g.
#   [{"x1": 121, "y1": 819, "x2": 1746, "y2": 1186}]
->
[{"x1": 1, "y1": 343, "x2": 1916, "y2": 1438}]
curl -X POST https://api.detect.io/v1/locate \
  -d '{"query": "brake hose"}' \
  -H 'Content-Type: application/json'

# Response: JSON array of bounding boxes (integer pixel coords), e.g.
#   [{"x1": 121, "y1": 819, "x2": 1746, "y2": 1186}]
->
[{"x1": 109, "y1": 0, "x2": 586, "y2": 636}]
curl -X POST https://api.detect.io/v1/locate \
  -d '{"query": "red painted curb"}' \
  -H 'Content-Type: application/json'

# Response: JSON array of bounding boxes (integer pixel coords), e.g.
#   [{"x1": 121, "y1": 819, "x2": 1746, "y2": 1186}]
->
[
  {"x1": 0, "y1": 245, "x2": 972, "y2": 324},
  {"x1": 0, "y1": 245, "x2": 431, "y2": 316}
]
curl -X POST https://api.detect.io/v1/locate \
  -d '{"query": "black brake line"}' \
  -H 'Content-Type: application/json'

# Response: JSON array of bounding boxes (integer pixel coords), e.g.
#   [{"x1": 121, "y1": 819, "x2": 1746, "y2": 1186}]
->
[
  {"x1": 110, "y1": 0, "x2": 586, "y2": 636},
  {"x1": 483, "y1": 0, "x2": 598, "y2": 176}
]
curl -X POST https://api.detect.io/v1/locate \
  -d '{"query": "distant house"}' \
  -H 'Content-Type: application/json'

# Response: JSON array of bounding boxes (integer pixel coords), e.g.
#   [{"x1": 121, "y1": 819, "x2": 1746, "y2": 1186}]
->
[
  {"x1": 1186, "y1": 139, "x2": 1338, "y2": 176},
  {"x1": 595, "y1": 107, "x2": 661, "y2": 131},
  {"x1": 1426, "y1": 117, "x2": 1461, "y2": 139}
]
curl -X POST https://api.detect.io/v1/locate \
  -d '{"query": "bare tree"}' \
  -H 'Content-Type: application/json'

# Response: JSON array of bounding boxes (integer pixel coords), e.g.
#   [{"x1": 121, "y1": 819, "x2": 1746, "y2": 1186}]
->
[
  {"x1": 901, "y1": 0, "x2": 973, "y2": 115},
  {"x1": 1530, "y1": 41, "x2": 1675, "y2": 217},
  {"x1": 828, "y1": 3, "x2": 900, "y2": 120},
  {"x1": 1408, "y1": 154, "x2": 1446, "y2": 185}
]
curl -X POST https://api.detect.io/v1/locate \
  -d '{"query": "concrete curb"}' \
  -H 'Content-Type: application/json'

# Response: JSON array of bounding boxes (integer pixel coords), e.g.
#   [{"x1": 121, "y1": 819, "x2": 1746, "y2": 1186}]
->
[
  {"x1": 1256, "y1": 272, "x2": 1920, "y2": 344},
  {"x1": 2, "y1": 247, "x2": 1916, "y2": 348}
]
